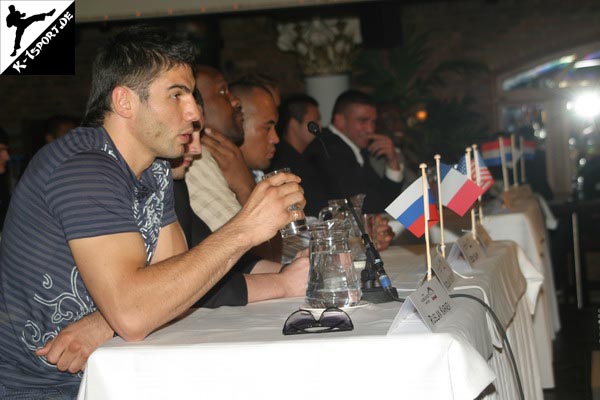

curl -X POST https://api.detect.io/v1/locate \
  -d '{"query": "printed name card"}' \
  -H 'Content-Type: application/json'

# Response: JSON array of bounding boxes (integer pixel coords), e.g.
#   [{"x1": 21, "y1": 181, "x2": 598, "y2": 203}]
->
[
  {"x1": 446, "y1": 244, "x2": 473, "y2": 277},
  {"x1": 518, "y1": 184, "x2": 533, "y2": 197},
  {"x1": 388, "y1": 276, "x2": 455, "y2": 332},
  {"x1": 476, "y1": 223, "x2": 493, "y2": 249},
  {"x1": 456, "y1": 232, "x2": 486, "y2": 267},
  {"x1": 430, "y1": 251, "x2": 455, "y2": 290},
  {"x1": 500, "y1": 188, "x2": 519, "y2": 208}
]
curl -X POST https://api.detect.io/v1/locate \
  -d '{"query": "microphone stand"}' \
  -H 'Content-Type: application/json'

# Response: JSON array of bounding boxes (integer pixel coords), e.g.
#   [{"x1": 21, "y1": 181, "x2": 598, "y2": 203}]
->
[{"x1": 307, "y1": 122, "x2": 399, "y2": 303}]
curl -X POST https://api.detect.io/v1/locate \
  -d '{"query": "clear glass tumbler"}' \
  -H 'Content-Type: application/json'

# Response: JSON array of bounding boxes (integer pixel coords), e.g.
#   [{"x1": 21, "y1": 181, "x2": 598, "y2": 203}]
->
[{"x1": 262, "y1": 168, "x2": 308, "y2": 238}]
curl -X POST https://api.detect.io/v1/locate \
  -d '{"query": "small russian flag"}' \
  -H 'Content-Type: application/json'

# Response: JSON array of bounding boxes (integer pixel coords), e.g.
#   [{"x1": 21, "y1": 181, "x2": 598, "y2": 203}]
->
[
  {"x1": 385, "y1": 177, "x2": 439, "y2": 238},
  {"x1": 439, "y1": 163, "x2": 484, "y2": 216}
]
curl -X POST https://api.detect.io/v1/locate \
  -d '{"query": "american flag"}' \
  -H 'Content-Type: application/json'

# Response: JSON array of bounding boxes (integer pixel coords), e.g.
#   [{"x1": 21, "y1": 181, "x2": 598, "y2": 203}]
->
[{"x1": 457, "y1": 149, "x2": 494, "y2": 193}]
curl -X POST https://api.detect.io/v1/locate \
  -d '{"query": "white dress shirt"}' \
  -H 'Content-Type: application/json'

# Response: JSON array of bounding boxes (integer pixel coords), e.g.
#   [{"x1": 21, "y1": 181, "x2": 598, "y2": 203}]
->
[{"x1": 328, "y1": 125, "x2": 404, "y2": 182}]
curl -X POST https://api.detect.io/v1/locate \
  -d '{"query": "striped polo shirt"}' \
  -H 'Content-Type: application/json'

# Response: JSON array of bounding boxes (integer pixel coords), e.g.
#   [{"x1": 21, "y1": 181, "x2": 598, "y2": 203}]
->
[{"x1": 0, "y1": 126, "x2": 175, "y2": 389}]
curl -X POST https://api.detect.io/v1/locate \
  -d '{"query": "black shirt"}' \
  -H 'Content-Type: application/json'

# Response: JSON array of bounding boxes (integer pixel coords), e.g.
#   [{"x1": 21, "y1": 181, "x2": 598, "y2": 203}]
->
[{"x1": 173, "y1": 180, "x2": 258, "y2": 308}]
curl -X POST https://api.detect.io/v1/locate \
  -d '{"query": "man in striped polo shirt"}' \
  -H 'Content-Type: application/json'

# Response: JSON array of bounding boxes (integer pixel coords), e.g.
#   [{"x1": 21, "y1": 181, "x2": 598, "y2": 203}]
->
[{"x1": 0, "y1": 25, "x2": 305, "y2": 398}]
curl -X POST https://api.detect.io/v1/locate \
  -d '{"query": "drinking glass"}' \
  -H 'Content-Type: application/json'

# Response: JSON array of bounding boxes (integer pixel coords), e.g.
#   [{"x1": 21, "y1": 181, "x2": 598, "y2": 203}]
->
[{"x1": 262, "y1": 168, "x2": 308, "y2": 237}]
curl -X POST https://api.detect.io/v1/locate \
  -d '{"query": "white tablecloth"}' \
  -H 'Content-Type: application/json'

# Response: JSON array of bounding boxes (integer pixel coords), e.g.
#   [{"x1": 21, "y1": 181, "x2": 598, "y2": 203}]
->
[
  {"x1": 430, "y1": 194, "x2": 559, "y2": 389},
  {"x1": 79, "y1": 300, "x2": 494, "y2": 400},
  {"x1": 79, "y1": 241, "x2": 545, "y2": 400},
  {"x1": 383, "y1": 243, "x2": 543, "y2": 400}
]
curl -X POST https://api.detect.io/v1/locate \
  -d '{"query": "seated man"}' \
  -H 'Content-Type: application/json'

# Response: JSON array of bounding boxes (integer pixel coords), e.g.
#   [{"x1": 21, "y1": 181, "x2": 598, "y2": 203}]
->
[
  {"x1": 172, "y1": 123, "x2": 307, "y2": 308},
  {"x1": 270, "y1": 94, "x2": 336, "y2": 216},
  {"x1": 184, "y1": 65, "x2": 253, "y2": 231},
  {"x1": 230, "y1": 79, "x2": 280, "y2": 179},
  {"x1": 304, "y1": 90, "x2": 404, "y2": 213},
  {"x1": 0, "y1": 25, "x2": 306, "y2": 396},
  {"x1": 186, "y1": 67, "x2": 281, "y2": 260}
]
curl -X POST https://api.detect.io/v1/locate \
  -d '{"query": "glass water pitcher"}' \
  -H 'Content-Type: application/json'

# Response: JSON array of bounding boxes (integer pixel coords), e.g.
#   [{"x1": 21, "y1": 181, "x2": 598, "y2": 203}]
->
[
  {"x1": 305, "y1": 221, "x2": 362, "y2": 308},
  {"x1": 317, "y1": 194, "x2": 366, "y2": 262}
]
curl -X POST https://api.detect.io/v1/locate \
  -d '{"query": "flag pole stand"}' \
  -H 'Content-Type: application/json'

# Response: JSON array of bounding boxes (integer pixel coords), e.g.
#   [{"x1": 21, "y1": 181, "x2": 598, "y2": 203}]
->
[
  {"x1": 511, "y1": 134, "x2": 519, "y2": 187},
  {"x1": 465, "y1": 148, "x2": 477, "y2": 240},
  {"x1": 499, "y1": 137, "x2": 509, "y2": 192},
  {"x1": 434, "y1": 155, "x2": 446, "y2": 258},
  {"x1": 472, "y1": 144, "x2": 484, "y2": 222},
  {"x1": 519, "y1": 136, "x2": 527, "y2": 183},
  {"x1": 420, "y1": 163, "x2": 433, "y2": 281}
]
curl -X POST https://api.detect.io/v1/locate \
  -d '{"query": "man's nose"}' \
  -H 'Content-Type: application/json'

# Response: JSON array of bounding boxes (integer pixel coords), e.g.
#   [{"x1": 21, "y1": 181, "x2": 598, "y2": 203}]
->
[
  {"x1": 188, "y1": 131, "x2": 202, "y2": 155},
  {"x1": 270, "y1": 127, "x2": 280, "y2": 144},
  {"x1": 185, "y1": 100, "x2": 202, "y2": 122},
  {"x1": 366, "y1": 121, "x2": 376, "y2": 134},
  {"x1": 229, "y1": 93, "x2": 242, "y2": 109}
]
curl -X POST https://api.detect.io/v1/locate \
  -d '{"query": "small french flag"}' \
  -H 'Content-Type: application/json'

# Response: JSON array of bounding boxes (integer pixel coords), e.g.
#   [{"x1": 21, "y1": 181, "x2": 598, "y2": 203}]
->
[
  {"x1": 385, "y1": 177, "x2": 439, "y2": 238},
  {"x1": 439, "y1": 163, "x2": 484, "y2": 216}
]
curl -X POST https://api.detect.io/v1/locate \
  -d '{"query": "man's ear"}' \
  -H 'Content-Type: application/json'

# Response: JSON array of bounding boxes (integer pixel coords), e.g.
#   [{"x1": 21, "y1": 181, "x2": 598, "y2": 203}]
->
[
  {"x1": 332, "y1": 113, "x2": 345, "y2": 131},
  {"x1": 288, "y1": 118, "x2": 300, "y2": 135},
  {"x1": 111, "y1": 86, "x2": 135, "y2": 119}
]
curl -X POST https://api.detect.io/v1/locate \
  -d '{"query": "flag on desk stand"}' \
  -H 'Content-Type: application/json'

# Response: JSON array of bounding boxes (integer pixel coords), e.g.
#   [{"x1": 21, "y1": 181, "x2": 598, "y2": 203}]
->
[
  {"x1": 385, "y1": 177, "x2": 439, "y2": 238},
  {"x1": 457, "y1": 149, "x2": 495, "y2": 194},
  {"x1": 480, "y1": 138, "x2": 512, "y2": 166},
  {"x1": 522, "y1": 139, "x2": 536, "y2": 160},
  {"x1": 482, "y1": 137, "x2": 521, "y2": 170},
  {"x1": 439, "y1": 163, "x2": 484, "y2": 216}
]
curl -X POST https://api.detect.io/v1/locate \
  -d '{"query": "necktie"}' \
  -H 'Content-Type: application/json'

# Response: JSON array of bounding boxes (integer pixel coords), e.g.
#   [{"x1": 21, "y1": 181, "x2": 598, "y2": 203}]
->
[{"x1": 360, "y1": 148, "x2": 371, "y2": 168}]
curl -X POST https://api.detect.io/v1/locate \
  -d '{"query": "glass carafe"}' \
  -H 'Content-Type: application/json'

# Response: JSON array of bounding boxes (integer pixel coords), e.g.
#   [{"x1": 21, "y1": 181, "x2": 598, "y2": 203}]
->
[
  {"x1": 305, "y1": 221, "x2": 362, "y2": 308},
  {"x1": 317, "y1": 194, "x2": 366, "y2": 262}
]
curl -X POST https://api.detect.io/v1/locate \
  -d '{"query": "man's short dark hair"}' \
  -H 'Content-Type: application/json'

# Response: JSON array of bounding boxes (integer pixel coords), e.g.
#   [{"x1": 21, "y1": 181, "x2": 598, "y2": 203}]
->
[
  {"x1": 239, "y1": 73, "x2": 278, "y2": 90},
  {"x1": 82, "y1": 25, "x2": 199, "y2": 127},
  {"x1": 331, "y1": 90, "x2": 376, "y2": 121},
  {"x1": 277, "y1": 94, "x2": 318, "y2": 137},
  {"x1": 229, "y1": 77, "x2": 272, "y2": 99}
]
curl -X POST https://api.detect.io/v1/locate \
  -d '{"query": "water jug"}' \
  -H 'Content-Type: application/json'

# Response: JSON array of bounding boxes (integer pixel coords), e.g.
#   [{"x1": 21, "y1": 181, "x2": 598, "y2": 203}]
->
[
  {"x1": 317, "y1": 194, "x2": 366, "y2": 261},
  {"x1": 305, "y1": 220, "x2": 362, "y2": 308}
]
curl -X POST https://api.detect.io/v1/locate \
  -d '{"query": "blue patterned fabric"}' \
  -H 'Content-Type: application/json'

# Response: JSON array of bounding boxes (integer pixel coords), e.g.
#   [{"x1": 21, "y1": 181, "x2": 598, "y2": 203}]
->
[{"x1": 0, "y1": 126, "x2": 175, "y2": 390}]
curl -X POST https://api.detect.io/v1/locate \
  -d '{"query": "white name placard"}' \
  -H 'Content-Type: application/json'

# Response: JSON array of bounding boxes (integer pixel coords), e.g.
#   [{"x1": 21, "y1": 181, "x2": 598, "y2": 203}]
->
[
  {"x1": 446, "y1": 244, "x2": 473, "y2": 277},
  {"x1": 456, "y1": 233, "x2": 486, "y2": 267},
  {"x1": 388, "y1": 276, "x2": 455, "y2": 332},
  {"x1": 476, "y1": 223, "x2": 493, "y2": 249},
  {"x1": 501, "y1": 188, "x2": 519, "y2": 208},
  {"x1": 430, "y1": 251, "x2": 455, "y2": 290}
]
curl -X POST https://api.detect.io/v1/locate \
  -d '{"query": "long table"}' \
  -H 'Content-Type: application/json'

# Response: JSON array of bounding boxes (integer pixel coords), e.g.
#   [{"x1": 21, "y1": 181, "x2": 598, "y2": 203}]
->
[
  {"x1": 79, "y1": 241, "x2": 542, "y2": 400},
  {"x1": 430, "y1": 192, "x2": 559, "y2": 389}
]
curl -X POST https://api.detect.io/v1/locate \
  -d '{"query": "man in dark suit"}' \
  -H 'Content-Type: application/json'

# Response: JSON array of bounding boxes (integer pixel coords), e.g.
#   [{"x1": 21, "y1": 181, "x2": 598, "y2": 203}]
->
[
  {"x1": 304, "y1": 90, "x2": 404, "y2": 213},
  {"x1": 269, "y1": 94, "x2": 336, "y2": 216}
]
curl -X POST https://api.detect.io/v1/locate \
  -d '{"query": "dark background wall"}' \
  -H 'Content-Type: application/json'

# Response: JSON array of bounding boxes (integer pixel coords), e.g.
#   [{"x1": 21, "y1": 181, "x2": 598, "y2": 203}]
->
[{"x1": 1, "y1": 0, "x2": 600, "y2": 155}]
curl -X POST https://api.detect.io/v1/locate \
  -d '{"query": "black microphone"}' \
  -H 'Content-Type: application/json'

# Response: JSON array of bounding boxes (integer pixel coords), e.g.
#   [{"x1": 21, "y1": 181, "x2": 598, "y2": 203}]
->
[
  {"x1": 307, "y1": 121, "x2": 330, "y2": 159},
  {"x1": 307, "y1": 121, "x2": 320, "y2": 136},
  {"x1": 306, "y1": 121, "x2": 393, "y2": 293}
]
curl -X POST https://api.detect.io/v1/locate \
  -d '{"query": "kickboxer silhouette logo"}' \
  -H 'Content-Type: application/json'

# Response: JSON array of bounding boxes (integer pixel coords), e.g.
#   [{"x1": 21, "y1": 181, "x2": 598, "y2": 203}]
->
[
  {"x1": 0, "y1": 1, "x2": 75, "y2": 75},
  {"x1": 6, "y1": 4, "x2": 55, "y2": 56}
]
